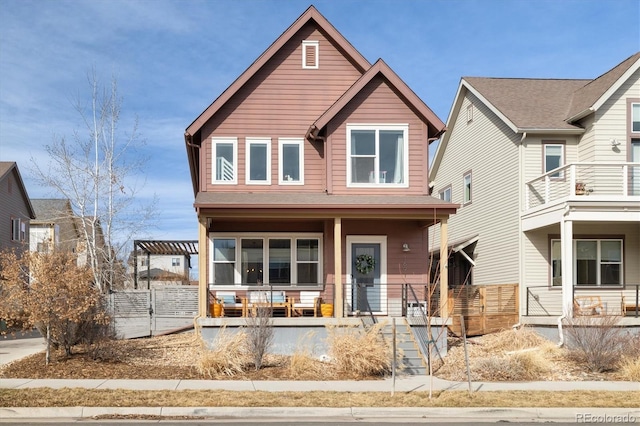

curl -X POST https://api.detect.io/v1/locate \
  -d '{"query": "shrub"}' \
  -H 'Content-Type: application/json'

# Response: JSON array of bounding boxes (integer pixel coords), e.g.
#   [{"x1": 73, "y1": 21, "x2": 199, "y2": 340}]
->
[
  {"x1": 198, "y1": 327, "x2": 249, "y2": 377},
  {"x1": 327, "y1": 323, "x2": 392, "y2": 378},
  {"x1": 563, "y1": 315, "x2": 627, "y2": 372},
  {"x1": 245, "y1": 306, "x2": 274, "y2": 370}
]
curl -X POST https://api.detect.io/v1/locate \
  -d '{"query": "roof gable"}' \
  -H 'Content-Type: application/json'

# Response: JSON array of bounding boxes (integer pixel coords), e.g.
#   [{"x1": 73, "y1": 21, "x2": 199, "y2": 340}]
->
[
  {"x1": 307, "y1": 59, "x2": 446, "y2": 140},
  {"x1": 567, "y1": 52, "x2": 640, "y2": 121},
  {"x1": 0, "y1": 162, "x2": 36, "y2": 219},
  {"x1": 185, "y1": 6, "x2": 371, "y2": 137}
]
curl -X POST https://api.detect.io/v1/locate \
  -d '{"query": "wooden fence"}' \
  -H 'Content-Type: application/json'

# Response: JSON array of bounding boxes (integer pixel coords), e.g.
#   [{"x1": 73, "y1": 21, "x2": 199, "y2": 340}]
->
[{"x1": 448, "y1": 283, "x2": 519, "y2": 336}]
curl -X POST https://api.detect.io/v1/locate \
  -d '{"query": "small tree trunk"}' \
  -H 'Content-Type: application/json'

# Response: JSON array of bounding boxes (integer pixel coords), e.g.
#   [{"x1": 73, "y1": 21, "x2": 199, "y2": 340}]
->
[{"x1": 45, "y1": 325, "x2": 51, "y2": 365}]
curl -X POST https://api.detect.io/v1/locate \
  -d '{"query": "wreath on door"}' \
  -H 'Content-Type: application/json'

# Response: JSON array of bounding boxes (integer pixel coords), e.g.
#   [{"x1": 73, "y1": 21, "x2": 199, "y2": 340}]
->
[{"x1": 355, "y1": 254, "x2": 376, "y2": 274}]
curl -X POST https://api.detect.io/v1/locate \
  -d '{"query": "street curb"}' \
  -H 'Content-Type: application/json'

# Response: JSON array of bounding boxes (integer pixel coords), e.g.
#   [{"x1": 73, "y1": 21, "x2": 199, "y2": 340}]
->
[{"x1": 1, "y1": 407, "x2": 638, "y2": 421}]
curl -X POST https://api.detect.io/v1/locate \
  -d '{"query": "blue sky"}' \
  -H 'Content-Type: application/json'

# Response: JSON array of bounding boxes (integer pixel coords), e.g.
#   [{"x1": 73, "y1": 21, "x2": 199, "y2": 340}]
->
[{"x1": 1, "y1": 0, "x2": 639, "y2": 249}]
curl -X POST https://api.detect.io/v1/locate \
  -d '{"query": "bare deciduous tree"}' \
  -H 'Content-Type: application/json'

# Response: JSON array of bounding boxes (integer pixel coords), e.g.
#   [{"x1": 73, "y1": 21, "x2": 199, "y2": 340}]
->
[
  {"x1": 31, "y1": 70, "x2": 156, "y2": 292},
  {"x1": 0, "y1": 249, "x2": 110, "y2": 364}
]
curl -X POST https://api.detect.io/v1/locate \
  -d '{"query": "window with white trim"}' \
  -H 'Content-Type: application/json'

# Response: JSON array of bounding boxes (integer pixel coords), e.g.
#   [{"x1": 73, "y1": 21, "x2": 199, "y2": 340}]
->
[
  {"x1": 463, "y1": 172, "x2": 472, "y2": 204},
  {"x1": 632, "y1": 103, "x2": 640, "y2": 132},
  {"x1": 246, "y1": 137, "x2": 271, "y2": 184},
  {"x1": 543, "y1": 143, "x2": 564, "y2": 178},
  {"x1": 278, "y1": 138, "x2": 304, "y2": 184},
  {"x1": 210, "y1": 234, "x2": 322, "y2": 286},
  {"x1": 172, "y1": 257, "x2": 181, "y2": 267},
  {"x1": 302, "y1": 40, "x2": 319, "y2": 69},
  {"x1": 550, "y1": 239, "x2": 623, "y2": 287},
  {"x1": 347, "y1": 124, "x2": 408, "y2": 187},
  {"x1": 439, "y1": 186, "x2": 451, "y2": 202},
  {"x1": 11, "y1": 218, "x2": 21, "y2": 241},
  {"x1": 212, "y1": 137, "x2": 237, "y2": 184}
]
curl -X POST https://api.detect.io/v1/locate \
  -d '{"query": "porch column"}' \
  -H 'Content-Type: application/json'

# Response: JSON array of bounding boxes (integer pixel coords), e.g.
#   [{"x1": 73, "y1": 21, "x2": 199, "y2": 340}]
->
[
  {"x1": 439, "y1": 217, "x2": 449, "y2": 318},
  {"x1": 198, "y1": 216, "x2": 208, "y2": 318},
  {"x1": 560, "y1": 218, "x2": 573, "y2": 317},
  {"x1": 334, "y1": 217, "x2": 343, "y2": 318}
]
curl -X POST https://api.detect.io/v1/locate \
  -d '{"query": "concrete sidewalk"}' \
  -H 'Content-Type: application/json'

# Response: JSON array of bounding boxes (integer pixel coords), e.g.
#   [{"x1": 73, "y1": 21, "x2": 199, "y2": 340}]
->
[{"x1": 1, "y1": 336, "x2": 638, "y2": 422}]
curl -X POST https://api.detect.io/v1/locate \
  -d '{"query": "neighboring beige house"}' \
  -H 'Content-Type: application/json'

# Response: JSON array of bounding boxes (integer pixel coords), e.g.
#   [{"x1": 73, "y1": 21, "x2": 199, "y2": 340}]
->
[
  {"x1": 29, "y1": 199, "x2": 80, "y2": 254},
  {"x1": 430, "y1": 52, "x2": 640, "y2": 325},
  {"x1": 0, "y1": 162, "x2": 35, "y2": 255},
  {"x1": 184, "y1": 6, "x2": 456, "y2": 320}
]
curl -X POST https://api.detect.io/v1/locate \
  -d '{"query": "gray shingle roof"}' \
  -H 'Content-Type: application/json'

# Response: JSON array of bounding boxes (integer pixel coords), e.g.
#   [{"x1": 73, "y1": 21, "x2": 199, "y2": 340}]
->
[{"x1": 464, "y1": 52, "x2": 640, "y2": 130}]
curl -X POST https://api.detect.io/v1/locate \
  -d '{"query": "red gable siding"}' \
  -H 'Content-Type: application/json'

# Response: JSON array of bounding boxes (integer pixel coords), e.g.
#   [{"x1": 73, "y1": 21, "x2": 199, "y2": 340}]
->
[{"x1": 201, "y1": 23, "x2": 364, "y2": 194}]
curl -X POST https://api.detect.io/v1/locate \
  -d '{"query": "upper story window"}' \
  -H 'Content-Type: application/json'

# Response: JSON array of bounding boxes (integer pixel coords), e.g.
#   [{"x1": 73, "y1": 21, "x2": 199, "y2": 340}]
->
[
  {"x1": 212, "y1": 137, "x2": 237, "y2": 184},
  {"x1": 11, "y1": 218, "x2": 23, "y2": 241},
  {"x1": 278, "y1": 138, "x2": 304, "y2": 185},
  {"x1": 439, "y1": 186, "x2": 451, "y2": 202},
  {"x1": 463, "y1": 172, "x2": 472, "y2": 204},
  {"x1": 302, "y1": 40, "x2": 319, "y2": 69},
  {"x1": 172, "y1": 257, "x2": 181, "y2": 267},
  {"x1": 543, "y1": 142, "x2": 564, "y2": 178},
  {"x1": 347, "y1": 124, "x2": 408, "y2": 187},
  {"x1": 246, "y1": 137, "x2": 271, "y2": 185},
  {"x1": 631, "y1": 102, "x2": 640, "y2": 132}
]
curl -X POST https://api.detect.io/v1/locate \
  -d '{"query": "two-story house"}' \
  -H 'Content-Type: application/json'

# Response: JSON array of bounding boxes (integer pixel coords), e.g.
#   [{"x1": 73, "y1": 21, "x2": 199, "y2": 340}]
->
[
  {"x1": 0, "y1": 162, "x2": 35, "y2": 256},
  {"x1": 30, "y1": 199, "x2": 80, "y2": 254},
  {"x1": 184, "y1": 6, "x2": 456, "y2": 320},
  {"x1": 430, "y1": 52, "x2": 640, "y2": 328}
]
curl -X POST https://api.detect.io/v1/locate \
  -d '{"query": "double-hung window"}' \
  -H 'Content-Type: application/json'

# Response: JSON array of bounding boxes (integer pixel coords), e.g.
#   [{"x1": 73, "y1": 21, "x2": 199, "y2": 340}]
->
[
  {"x1": 543, "y1": 142, "x2": 564, "y2": 178},
  {"x1": 212, "y1": 137, "x2": 237, "y2": 184},
  {"x1": 11, "y1": 218, "x2": 21, "y2": 241},
  {"x1": 550, "y1": 239, "x2": 623, "y2": 287},
  {"x1": 210, "y1": 234, "x2": 322, "y2": 286},
  {"x1": 632, "y1": 102, "x2": 640, "y2": 132},
  {"x1": 439, "y1": 186, "x2": 451, "y2": 202},
  {"x1": 246, "y1": 137, "x2": 271, "y2": 184},
  {"x1": 278, "y1": 138, "x2": 304, "y2": 184},
  {"x1": 463, "y1": 172, "x2": 472, "y2": 204},
  {"x1": 347, "y1": 124, "x2": 408, "y2": 187}
]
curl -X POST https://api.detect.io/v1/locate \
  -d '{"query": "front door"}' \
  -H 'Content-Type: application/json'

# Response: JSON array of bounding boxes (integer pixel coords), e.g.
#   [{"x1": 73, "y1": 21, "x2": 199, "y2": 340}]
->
[{"x1": 347, "y1": 236, "x2": 386, "y2": 314}]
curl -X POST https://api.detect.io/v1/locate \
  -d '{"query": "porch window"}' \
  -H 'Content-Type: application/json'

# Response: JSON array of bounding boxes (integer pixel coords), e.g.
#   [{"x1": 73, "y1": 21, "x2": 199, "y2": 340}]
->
[
  {"x1": 278, "y1": 138, "x2": 303, "y2": 184},
  {"x1": 347, "y1": 124, "x2": 408, "y2": 187},
  {"x1": 213, "y1": 238, "x2": 236, "y2": 285},
  {"x1": 246, "y1": 137, "x2": 271, "y2": 184},
  {"x1": 210, "y1": 233, "x2": 322, "y2": 286},
  {"x1": 543, "y1": 143, "x2": 564, "y2": 178},
  {"x1": 550, "y1": 239, "x2": 622, "y2": 287},
  {"x1": 212, "y1": 137, "x2": 237, "y2": 184},
  {"x1": 296, "y1": 239, "x2": 319, "y2": 285}
]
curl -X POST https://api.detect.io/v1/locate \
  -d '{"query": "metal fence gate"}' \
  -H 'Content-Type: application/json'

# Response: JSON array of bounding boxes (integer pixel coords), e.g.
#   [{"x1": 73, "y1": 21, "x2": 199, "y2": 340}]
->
[{"x1": 109, "y1": 285, "x2": 199, "y2": 339}]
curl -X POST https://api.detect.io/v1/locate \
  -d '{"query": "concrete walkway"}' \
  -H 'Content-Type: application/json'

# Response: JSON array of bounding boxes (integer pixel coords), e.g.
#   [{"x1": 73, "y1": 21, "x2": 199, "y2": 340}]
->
[{"x1": 1, "y1": 335, "x2": 638, "y2": 422}]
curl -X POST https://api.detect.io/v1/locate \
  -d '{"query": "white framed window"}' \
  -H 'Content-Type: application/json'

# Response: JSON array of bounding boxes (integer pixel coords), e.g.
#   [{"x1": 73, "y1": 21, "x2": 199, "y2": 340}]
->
[
  {"x1": 543, "y1": 142, "x2": 564, "y2": 178},
  {"x1": 347, "y1": 124, "x2": 408, "y2": 187},
  {"x1": 278, "y1": 138, "x2": 304, "y2": 185},
  {"x1": 212, "y1": 137, "x2": 237, "y2": 184},
  {"x1": 209, "y1": 233, "x2": 322, "y2": 286},
  {"x1": 632, "y1": 103, "x2": 640, "y2": 132},
  {"x1": 302, "y1": 40, "x2": 319, "y2": 69},
  {"x1": 172, "y1": 257, "x2": 181, "y2": 267},
  {"x1": 439, "y1": 186, "x2": 451, "y2": 202},
  {"x1": 550, "y1": 239, "x2": 623, "y2": 287},
  {"x1": 463, "y1": 172, "x2": 472, "y2": 204},
  {"x1": 11, "y1": 218, "x2": 21, "y2": 241},
  {"x1": 246, "y1": 137, "x2": 271, "y2": 184}
]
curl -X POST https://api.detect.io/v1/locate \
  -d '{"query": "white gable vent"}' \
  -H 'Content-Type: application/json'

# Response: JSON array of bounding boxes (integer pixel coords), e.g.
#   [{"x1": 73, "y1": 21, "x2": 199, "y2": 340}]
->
[{"x1": 302, "y1": 40, "x2": 319, "y2": 69}]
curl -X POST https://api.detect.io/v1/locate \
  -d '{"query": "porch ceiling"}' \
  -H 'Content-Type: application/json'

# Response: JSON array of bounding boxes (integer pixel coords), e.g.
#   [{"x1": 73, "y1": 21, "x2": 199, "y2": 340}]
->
[{"x1": 194, "y1": 192, "x2": 458, "y2": 220}]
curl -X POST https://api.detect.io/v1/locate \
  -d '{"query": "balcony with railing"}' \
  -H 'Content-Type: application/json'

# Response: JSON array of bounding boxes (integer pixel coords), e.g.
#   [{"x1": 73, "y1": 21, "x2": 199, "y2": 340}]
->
[{"x1": 525, "y1": 162, "x2": 640, "y2": 211}]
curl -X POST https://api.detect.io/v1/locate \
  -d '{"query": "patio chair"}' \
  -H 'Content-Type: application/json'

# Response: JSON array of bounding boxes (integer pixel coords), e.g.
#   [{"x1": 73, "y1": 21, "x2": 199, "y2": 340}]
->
[
  {"x1": 247, "y1": 290, "x2": 292, "y2": 317},
  {"x1": 292, "y1": 291, "x2": 321, "y2": 317},
  {"x1": 216, "y1": 291, "x2": 247, "y2": 317},
  {"x1": 573, "y1": 296, "x2": 604, "y2": 316}
]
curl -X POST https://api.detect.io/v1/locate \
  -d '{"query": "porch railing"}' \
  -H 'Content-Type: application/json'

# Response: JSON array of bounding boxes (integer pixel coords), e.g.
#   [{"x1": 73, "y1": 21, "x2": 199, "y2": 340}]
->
[
  {"x1": 525, "y1": 162, "x2": 640, "y2": 210},
  {"x1": 525, "y1": 284, "x2": 640, "y2": 317}
]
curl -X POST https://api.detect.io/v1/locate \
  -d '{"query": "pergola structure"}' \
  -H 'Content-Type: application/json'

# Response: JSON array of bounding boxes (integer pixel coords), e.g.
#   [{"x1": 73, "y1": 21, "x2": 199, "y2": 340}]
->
[{"x1": 133, "y1": 240, "x2": 198, "y2": 289}]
